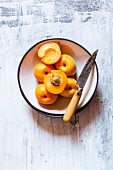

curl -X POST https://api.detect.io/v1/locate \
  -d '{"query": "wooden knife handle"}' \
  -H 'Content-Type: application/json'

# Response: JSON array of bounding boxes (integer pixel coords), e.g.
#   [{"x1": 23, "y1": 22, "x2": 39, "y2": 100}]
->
[{"x1": 63, "y1": 89, "x2": 82, "y2": 122}]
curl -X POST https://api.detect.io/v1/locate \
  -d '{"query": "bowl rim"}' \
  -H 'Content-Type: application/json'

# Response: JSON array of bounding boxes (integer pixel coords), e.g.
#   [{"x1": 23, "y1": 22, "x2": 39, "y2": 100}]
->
[{"x1": 17, "y1": 38, "x2": 99, "y2": 118}]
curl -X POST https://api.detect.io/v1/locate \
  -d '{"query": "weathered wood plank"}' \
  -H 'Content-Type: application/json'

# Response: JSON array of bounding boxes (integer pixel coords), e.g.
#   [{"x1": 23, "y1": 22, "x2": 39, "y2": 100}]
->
[{"x1": 0, "y1": 1, "x2": 113, "y2": 170}]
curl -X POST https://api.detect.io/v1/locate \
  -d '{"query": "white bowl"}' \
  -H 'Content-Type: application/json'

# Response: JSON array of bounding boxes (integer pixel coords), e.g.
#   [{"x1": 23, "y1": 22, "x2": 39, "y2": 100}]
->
[{"x1": 17, "y1": 38, "x2": 98, "y2": 117}]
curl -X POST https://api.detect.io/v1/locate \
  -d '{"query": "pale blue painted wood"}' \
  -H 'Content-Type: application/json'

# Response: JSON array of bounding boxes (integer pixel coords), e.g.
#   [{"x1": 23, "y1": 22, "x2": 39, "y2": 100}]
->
[{"x1": 0, "y1": 0, "x2": 113, "y2": 170}]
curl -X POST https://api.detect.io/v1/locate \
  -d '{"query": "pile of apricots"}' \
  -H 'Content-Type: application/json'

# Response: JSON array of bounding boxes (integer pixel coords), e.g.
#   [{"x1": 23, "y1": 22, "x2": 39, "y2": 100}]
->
[{"x1": 34, "y1": 42, "x2": 78, "y2": 105}]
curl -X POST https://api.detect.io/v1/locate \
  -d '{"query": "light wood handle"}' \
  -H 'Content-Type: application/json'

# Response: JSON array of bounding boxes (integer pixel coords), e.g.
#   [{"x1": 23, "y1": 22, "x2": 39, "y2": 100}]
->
[{"x1": 63, "y1": 89, "x2": 82, "y2": 122}]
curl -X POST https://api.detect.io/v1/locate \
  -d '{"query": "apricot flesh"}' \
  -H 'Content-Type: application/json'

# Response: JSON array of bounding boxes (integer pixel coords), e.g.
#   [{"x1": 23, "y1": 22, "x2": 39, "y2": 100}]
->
[
  {"x1": 44, "y1": 70, "x2": 68, "y2": 94},
  {"x1": 38, "y1": 42, "x2": 61, "y2": 64}
]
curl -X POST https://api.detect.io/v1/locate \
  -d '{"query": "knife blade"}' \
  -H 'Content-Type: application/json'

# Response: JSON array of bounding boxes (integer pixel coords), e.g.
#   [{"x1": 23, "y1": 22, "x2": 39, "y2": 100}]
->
[{"x1": 63, "y1": 49, "x2": 98, "y2": 122}]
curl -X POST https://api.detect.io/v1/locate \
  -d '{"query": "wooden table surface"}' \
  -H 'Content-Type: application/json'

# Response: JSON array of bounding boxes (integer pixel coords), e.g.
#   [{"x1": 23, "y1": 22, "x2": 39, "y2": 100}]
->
[{"x1": 0, "y1": 0, "x2": 113, "y2": 170}]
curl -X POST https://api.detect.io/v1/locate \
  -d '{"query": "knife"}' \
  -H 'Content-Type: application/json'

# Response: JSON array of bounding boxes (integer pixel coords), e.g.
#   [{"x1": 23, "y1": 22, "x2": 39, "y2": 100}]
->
[{"x1": 63, "y1": 50, "x2": 98, "y2": 122}]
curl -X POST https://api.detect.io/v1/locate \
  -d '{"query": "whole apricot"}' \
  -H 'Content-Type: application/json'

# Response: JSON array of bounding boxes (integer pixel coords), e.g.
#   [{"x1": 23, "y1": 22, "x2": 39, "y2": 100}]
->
[
  {"x1": 60, "y1": 78, "x2": 78, "y2": 97},
  {"x1": 34, "y1": 63, "x2": 55, "y2": 82},
  {"x1": 35, "y1": 84, "x2": 58, "y2": 104},
  {"x1": 55, "y1": 54, "x2": 76, "y2": 76}
]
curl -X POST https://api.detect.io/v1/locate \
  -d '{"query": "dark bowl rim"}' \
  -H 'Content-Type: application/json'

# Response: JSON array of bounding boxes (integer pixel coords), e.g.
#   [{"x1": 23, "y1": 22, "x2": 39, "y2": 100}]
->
[{"x1": 17, "y1": 37, "x2": 99, "y2": 118}]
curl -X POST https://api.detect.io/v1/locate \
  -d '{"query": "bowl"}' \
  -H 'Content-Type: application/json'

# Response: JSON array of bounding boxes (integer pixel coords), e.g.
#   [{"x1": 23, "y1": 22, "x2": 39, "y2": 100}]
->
[{"x1": 17, "y1": 38, "x2": 98, "y2": 118}]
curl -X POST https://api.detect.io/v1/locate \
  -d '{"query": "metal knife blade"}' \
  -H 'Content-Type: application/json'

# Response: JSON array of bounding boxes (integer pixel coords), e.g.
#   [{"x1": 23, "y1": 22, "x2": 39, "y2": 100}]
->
[{"x1": 77, "y1": 49, "x2": 98, "y2": 89}]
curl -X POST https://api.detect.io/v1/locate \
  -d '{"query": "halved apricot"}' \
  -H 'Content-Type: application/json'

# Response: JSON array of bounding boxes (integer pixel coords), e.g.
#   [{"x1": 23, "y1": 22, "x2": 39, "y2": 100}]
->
[
  {"x1": 60, "y1": 78, "x2": 78, "y2": 97},
  {"x1": 35, "y1": 84, "x2": 58, "y2": 104},
  {"x1": 44, "y1": 70, "x2": 68, "y2": 94},
  {"x1": 34, "y1": 63, "x2": 55, "y2": 82},
  {"x1": 55, "y1": 54, "x2": 76, "y2": 76},
  {"x1": 38, "y1": 42, "x2": 61, "y2": 64}
]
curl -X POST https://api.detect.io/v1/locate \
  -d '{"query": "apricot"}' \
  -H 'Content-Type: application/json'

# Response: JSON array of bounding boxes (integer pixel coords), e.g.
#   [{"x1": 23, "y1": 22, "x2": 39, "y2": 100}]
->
[
  {"x1": 35, "y1": 84, "x2": 58, "y2": 104},
  {"x1": 55, "y1": 54, "x2": 76, "y2": 76},
  {"x1": 34, "y1": 63, "x2": 55, "y2": 82},
  {"x1": 38, "y1": 42, "x2": 61, "y2": 64},
  {"x1": 44, "y1": 70, "x2": 67, "y2": 94},
  {"x1": 60, "y1": 78, "x2": 78, "y2": 97}
]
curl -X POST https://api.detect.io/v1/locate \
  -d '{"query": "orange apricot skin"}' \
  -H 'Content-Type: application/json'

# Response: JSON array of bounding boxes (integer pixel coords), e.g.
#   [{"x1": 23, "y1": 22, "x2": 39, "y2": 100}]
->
[
  {"x1": 34, "y1": 63, "x2": 55, "y2": 82},
  {"x1": 38, "y1": 42, "x2": 61, "y2": 64},
  {"x1": 60, "y1": 78, "x2": 78, "y2": 97},
  {"x1": 55, "y1": 54, "x2": 76, "y2": 76},
  {"x1": 44, "y1": 70, "x2": 68, "y2": 94},
  {"x1": 35, "y1": 84, "x2": 58, "y2": 104}
]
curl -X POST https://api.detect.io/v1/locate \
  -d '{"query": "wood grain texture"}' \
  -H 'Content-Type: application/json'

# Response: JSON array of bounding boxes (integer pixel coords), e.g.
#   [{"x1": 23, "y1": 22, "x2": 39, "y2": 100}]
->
[{"x1": 0, "y1": 0, "x2": 113, "y2": 170}]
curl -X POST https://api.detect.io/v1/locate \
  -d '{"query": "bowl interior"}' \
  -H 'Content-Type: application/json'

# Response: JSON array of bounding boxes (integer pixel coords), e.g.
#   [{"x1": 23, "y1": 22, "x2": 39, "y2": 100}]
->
[{"x1": 18, "y1": 39, "x2": 98, "y2": 116}]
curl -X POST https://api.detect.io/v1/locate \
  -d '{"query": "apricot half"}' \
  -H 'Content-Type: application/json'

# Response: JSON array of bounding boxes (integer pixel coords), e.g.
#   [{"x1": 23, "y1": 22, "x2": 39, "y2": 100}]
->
[
  {"x1": 38, "y1": 42, "x2": 61, "y2": 64},
  {"x1": 60, "y1": 78, "x2": 78, "y2": 97},
  {"x1": 34, "y1": 63, "x2": 55, "y2": 82},
  {"x1": 44, "y1": 70, "x2": 68, "y2": 94},
  {"x1": 35, "y1": 84, "x2": 58, "y2": 104},
  {"x1": 55, "y1": 54, "x2": 76, "y2": 76}
]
